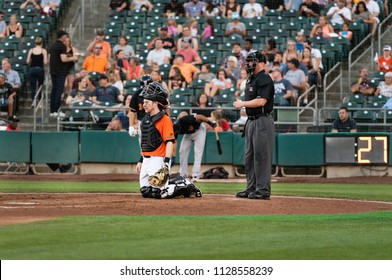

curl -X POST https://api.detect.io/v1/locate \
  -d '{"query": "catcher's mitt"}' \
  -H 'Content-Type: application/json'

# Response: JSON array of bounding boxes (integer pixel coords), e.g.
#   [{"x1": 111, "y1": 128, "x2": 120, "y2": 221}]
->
[{"x1": 148, "y1": 164, "x2": 169, "y2": 187}]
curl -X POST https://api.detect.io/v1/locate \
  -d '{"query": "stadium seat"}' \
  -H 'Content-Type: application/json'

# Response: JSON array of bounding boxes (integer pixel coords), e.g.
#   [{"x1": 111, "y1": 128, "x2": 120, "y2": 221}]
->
[{"x1": 346, "y1": 94, "x2": 366, "y2": 105}]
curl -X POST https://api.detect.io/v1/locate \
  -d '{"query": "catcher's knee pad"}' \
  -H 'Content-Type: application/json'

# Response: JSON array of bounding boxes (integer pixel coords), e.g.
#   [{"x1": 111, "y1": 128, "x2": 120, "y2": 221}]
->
[
  {"x1": 151, "y1": 187, "x2": 162, "y2": 199},
  {"x1": 140, "y1": 186, "x2": 153, "y2": 198}
]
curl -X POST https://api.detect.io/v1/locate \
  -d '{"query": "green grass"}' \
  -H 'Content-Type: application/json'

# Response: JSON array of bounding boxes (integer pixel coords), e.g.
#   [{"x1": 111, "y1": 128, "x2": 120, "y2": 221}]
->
[
  {"x1": 0, "y1": 181, "x2": 391, "y2": 201},
  {"x1": 0, "y1": 212, "x2": 391, "y2": 260},
  {"x1": 1, "y1": 180, "x2": 392, "y2": 260}
]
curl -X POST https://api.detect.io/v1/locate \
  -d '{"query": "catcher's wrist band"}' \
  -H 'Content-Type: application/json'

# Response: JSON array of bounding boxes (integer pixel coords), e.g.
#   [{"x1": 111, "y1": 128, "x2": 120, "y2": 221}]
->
[{"x1": 164, "y1": 157, "x2": 170, "y2": 163}]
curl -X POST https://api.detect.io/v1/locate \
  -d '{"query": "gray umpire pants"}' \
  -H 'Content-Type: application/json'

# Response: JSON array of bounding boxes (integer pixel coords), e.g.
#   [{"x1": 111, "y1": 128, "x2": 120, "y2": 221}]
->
[
  {"x1": 179, "y1": 123, "x2": 207, "y2": 178},
  {"x1": 244, "y1": 116, "x2": 275, "y2": 196}
]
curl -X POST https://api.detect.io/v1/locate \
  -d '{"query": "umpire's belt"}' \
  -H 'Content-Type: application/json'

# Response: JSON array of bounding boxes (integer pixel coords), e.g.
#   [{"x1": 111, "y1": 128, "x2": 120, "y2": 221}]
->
[{"x1": 247, "y1": 113, "x2": 271, "y2": 120}]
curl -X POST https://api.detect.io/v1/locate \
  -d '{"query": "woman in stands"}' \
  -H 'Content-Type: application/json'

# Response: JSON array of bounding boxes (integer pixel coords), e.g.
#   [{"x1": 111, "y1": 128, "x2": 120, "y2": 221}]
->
[
  {"x1": 166, "y1": 15, "x2": 183, "y2": 40},
  {"x1": 203, "y1": 1, "x2": 220, "y2": 18},
  {"x1": 262, "y1": 38, "x2": 279, "y2": 64},
  {"x1": 128, "y1": 57, "x2": 145, "y2": 80},
  {"x1": 352, "y1": 1, "x2": 376, "y2": 36},
  {"x1": 112, "y1": 35, "x2": 135, "y2": 61},
  {"x1": 150, "y1": 70, "x2": 170, "y2": 94},
  {"x1": 222, "y1": 0, "x2": 241, "y2": 18},
  {"x1": 64, "y1": 36, "x2": 79, "y2": 97},
  {"x1": 301, "y1": 46, "x2": 321, "y2": 87},
  {"x1": 224, "y1": 55, "x2": 241, "y2": 82},
  {"x1": 130, "y1": 0, "x2": 153, "y2": 12},
  {"x1": 5, "y1": 14, "x2": 23, "y2": 38},
  {"x1": 204, "y1": 69, "x2": 232, "y2": 97},
  {"x1": 26, "y1": 36, "x2": 48, "y2": 107},
  {"x1": 168, "y1": 67, "x2": 186, "y2": 94},
  {"x1": 309, "y1": 16, "x2": 334, "y2": 39},
  {"x1": 192, "y1": 92, "x2": 213, "y2": 117},
  {"x1": 282, "y1": 40, "x2": 301, "y2": 64},
  {"x1": 207, "y1": 109, "x2": 231, "y2": 132},
  {"x1": 374, "y1": 72, "x2": 392, "y2": 98},
  {"x1": 66, "y1": 77, "x2": 91, "y2": 105},
  {"x1": 115, "y1": 49, "x2": 130, "y2": 81},
  {"x1": 338, "y1": 23, "x2": 353, "y2": 42}
]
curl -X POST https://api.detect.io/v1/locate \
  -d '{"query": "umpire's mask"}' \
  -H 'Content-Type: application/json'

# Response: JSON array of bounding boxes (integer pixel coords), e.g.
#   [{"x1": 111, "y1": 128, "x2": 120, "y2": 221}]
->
[{"x1": 245, "y1": 51, "x2": 267, "y2": 78}]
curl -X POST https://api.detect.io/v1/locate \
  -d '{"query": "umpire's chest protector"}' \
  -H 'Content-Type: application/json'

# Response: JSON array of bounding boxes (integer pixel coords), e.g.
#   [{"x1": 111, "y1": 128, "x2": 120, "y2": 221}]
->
[{"x1": 141, "y1": 111, "x2": 165, "y2": 152}]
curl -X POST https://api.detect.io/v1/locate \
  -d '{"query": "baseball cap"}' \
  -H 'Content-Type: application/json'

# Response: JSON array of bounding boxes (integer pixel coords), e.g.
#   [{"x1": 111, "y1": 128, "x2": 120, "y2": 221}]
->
[
  {"x1": 56, "y1": 30, "x2": 68, "y2": 38},
  {"x1": 0, "y1": 72, "x2": 6, "y2": 79},
  {"x1": 232, "y1": 12, "x2": 240, "y2": 19},
  {"x1": 8, "y1": 115, "x2": 20, "y2": 123},
  {"x1": 96, "y1": 28, "x2": 105, "y2": 36},
  {"x1": 385, "y1": 72, "x2": 392, "y2": 78},
  {"x1": 383, "y1": 45, "x2": 391, "y2": 51},
  {"x1": 287, "y1": 58, "x2": 300, "y2": 68}
]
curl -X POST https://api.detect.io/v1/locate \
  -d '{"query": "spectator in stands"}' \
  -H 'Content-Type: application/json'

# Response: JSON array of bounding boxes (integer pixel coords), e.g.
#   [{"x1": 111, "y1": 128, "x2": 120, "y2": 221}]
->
[
  {"x1": 203, "y1": 1, "x2": 220, "y2": 18},
  {"x1": 350, "y1": 66, "x2": 376, "y2": 97},
  {"x1": 185, "y1": 0, "x2": 205, "y2": 17},
  {"x1": 82, "y1": 43, "x2": 109, "y2": 73},
  {"x1": 171, "y1": 54, "x2": 200, "y2": 83},
  {"x1": 331, "y1": 106, "x2": 357, "y2": 132},
  {"x1": 374, "y1": 71, "x2": 392, "y2": 97},
  {"x1": 128, "y1": 57, "x2": 145, "y2": 80},
  {"x1": 273, "y1": 51, "x2": 288, "y2": 74},
  {"x1": 150, "y1": 70, "x2": 170, "y2": 93},
  {"x1": 200, "y1": 18, "x2": 214, "y2": 38},
  {"x1": 338, "y1": 23, "x2": 353, "y2": 41},
  {"x1": 264, "y1": 0, "x2": 285, "y2": 11},
  {"x1": 166, "y1": 15, "x2": 183, "y2": 40},
  {"x1": 240, "y1": 38, "x2": 256, "y2": 58},
  {"x1": 114, "y1": 49, "x2": 130, "y2": 81},
  {"x1": 353, "y1": 1, "x2": 377, "y2": 36},
  {"x1": 109, "y1": 0, "x2": 128, "y2": 12},
  {"x1": 282, "y1": 39, "x2": 301, "y2": 64},
  {"x1": 364, "y1": 0, "x2": 380, "y2": 23},
  {"x1": 66, "y1": 77, "x2": 91, "y2": 105},
  {"x1": 41, "y1": 0, "x2": 60, "y2": 11},
  {"x1": 208, "y1": 109, "x2": 231, "y2": 131},
  {"x1": 177, "y1": 25, "x2": 199, "y2": 52},
  {"x1": 107, "y1": 69, "x2": 124, "y2": 95},
  {"x1": 225, "y1": 55, "x2": 241, "y2": 82},
  {"x1": 212, "y1": 0, "x2": 226, "y2": 14},
  {"x1": 310, "y1": 16, "x2": 335, "y2": 38},
  {"x1": 147, "y1": 26, "x2": 176, "y2": 51},
  {"x1": 235, "y1": 68, "x2": 247, "y2": 97},
  {"x1": 176, "y1": 38, "x2": 202, "y2": 65},
  {"x1": 64, "y1": 37, "x2": 79, "y2": 97},
  {"x1": 242, "y1": 0, "x2": 263, "y2": 18},
  {"x1": 222, "y1": 0, "x2": 241, "y2": 18},
  {"x1": 204, "y1": 68, "x2": 233, "y2": 97},
  {"x1": 115, "y1": 93, "x2": 132, "y2": 128},
  {"x1": 225, "y1": 12, "x2": 246, "y2": 39},
  {"x1": 91, "y1": 74, "x2": 123, "y2": 104},
  {"x1": 299, "y1": 0, "x2": 321, "y2": 17},
  {"x1": 377, "y1": 45, "x2": 392, "y2": 72},
  {"x1": 146, "y1": 38, "x2": 171, "y2": 66},
  {"x1": 26, "y1": 36, "x2": 48, "y2": 107},
  {"x1": 168, "y1": 67, "x2": 187, "y2": 94},
  {"x1": 6, "y1": 115, "x2": 20, "y2": 131},
  {"x1": 284, "y1": 58, "x2": 309, "y2": 105},
  {"x1": 49, "y1": 31, "x2": 80, "y2": 117},
  {"x1": 304, "y1": 40, "x2": 323, "y2": 78},
  {"x1": 271, "y1": 67, "x2": 295, "y2": 106},
  {"x1": 221, "y1": 42, "x2": 246, "y2": 69},
  {"x1": 5, "y1": 14, "x2": 23, "y2": 38},
  {"x1": 20, "y1": 0, "x2": 42, "y2": 12},
  {"x1": 198, "y1": 63, "x2": 216, "y2": 82},
  {"x1": 188, "y1": 18, "x2": 200, "y2": 37},
  {"x1": 105, "y1": 116, "x2": 124, "y2": 131},
  {"x1": 163, "y1": 0, "x2": 185, "y2": 17},
  {"x1": 262, "y1": 38, "x2": 279, "y2": 64},
  {"x1": 326, "y1": 0, "x2": 352, "y2": 25},
  {"x1": 284, "y1": 0, "x2": 303, "y2": 11},
  {"x1": 192, "y1": 92, "x2": 213, "y2": 116},
  {"x1": 301, "y1": 46, "x2": 321, "y2": 87},
  {"x1": 130, "y1": 0, "x2": 153, "y2": 11},
  {"x1": 1, "y1": 58, "x2": 21, "y2": 91},
  {"x1": 113, "y1": 35, "x2": 135, "y2": 60},
  {"x1": 86, "y1": 28, "x2": 112, "y2": 59},
  {"x1": 0, "y1": 73, "x2": 16, "y2": 116},
  {"x1": 0, "y1": 11, "x2": 6, "y2": 38},
  {"x1": 72, "y1": 68, "x2": 95, "y2": 91},
  {"x1": 295, "y1": 31, "x2": 306, "y2": 52}
]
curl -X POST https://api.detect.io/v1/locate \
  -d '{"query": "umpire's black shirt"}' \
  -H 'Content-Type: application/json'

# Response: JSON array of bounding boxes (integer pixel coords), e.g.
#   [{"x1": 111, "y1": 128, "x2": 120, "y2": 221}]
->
[{"x1": 245, "y1": 70, "x2": 275, "y2": 116}]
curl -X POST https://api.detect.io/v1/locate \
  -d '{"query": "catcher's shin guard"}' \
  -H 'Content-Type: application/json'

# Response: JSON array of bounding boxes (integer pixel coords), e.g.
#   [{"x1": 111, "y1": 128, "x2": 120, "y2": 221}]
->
[
  {"x1": 140, "y1": 186, "x2": 153, "y2": 198},
  {"x1": 151, "y1": 187, "x2": 162, "y2": 199},
  {"x1": 187, "y1": 183, "x2": 202, "y2": 197}
]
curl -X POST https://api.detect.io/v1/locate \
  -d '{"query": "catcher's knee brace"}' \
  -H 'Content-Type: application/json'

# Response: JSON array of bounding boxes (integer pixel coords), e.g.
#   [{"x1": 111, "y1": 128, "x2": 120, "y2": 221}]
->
[
  {"x1": 140, "y1": 186, "x2": 152, "y2": 198},
  {"x1": 151, "y1": 187, "x2": 162, "y2": 199}
]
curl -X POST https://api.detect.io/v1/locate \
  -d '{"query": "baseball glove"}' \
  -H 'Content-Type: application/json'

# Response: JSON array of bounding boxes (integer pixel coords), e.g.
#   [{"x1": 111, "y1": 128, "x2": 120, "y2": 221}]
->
[{"x1": 148, "y1": 164, "x2": 169, "y2": 187}]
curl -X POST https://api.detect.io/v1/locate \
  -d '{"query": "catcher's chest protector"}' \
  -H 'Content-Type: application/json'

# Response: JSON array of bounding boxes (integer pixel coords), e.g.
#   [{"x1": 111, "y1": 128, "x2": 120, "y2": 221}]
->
[{"x1": 141, "y1": 111, "x2": 165, "y2": 152}]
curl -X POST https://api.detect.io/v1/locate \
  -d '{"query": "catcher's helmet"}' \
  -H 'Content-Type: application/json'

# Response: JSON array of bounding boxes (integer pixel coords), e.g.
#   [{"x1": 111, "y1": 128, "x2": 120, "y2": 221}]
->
[
  {"x1": 140, "y1": 74, "x2": 152, "y2": 87},
  {"x1": 245, "y1": 51, "x2": 267, "y2": 77},
  {"x1": 140, "y1": 82, "x2": 169, "y2": 106}
]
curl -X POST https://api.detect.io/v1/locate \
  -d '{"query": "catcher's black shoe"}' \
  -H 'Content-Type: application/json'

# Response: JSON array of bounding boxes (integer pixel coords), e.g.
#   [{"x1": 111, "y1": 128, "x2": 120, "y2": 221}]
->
[
  {"x1": 236, "y1": 190, "x2": 251, "y2": 198},
  {"x1": 248, "y1": 192, "x2": 270, "y2": 200}
]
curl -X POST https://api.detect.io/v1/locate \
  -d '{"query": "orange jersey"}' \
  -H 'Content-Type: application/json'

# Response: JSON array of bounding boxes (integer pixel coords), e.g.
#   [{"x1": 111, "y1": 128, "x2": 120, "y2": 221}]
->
[
  {"x1": 82, "y1": 55, "x2": 108, "y2": 73},
  {"x1": 142, "y1": 114, "x2": 175, "y2": 157}
]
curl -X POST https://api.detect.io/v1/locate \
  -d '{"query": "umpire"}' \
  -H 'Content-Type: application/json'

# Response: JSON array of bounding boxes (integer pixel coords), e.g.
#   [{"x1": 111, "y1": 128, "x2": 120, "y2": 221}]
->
[{"x1": 233, "y1": 51, "x2": 275, "y2": 200}]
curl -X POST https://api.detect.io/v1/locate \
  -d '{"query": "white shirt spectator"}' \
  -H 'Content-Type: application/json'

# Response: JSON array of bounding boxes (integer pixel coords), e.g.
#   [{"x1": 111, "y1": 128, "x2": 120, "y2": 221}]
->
[
  {"x1": 365, "y1": 0, "x2": 380, "y2": 22},
  {"x1": 242, "y1": 2, "x2": 263, "y2": 18},
  {"x1": 146, "y1": 48, "x2": 171, "y2": 66},
  {"x1": 326, "y1": 5, "x2": 352, "y2": 25}
]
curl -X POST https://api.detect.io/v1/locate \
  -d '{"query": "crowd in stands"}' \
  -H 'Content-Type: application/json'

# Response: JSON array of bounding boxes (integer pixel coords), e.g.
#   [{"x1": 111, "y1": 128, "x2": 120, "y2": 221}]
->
[{"x1": 0, "y1": 0, "x2": 391, "y2": 132}]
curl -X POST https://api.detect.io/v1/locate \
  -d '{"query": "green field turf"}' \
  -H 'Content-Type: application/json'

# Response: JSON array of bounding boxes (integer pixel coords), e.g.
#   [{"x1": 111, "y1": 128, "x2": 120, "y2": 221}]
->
[{"x1": 0, "y1": 181, "x2": 391, "y2": 260}]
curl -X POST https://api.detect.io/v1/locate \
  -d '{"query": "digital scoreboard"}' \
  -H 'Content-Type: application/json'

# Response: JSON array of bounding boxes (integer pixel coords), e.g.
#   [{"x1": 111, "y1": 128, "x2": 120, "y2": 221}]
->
[{"x1": 325, "y1": 135, "x2": 389, "y2": 165}]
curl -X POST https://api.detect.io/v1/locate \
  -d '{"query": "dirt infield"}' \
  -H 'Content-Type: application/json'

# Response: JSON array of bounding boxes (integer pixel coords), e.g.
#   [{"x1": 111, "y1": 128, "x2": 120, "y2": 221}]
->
[{"x1": 1, "y1": 174, "x2": 392, "y2": 226}]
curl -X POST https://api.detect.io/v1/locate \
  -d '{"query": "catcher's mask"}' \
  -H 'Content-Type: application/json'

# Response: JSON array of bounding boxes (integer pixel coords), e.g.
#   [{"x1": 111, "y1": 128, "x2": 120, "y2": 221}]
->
[
  {"x1": 140, "y1": 74, "x2": 153, "y2": 87},
  {"x1": 140, "y1": 82, "x2": 169, "y2": 107},
  {"x1": 245, "y1": 51, "x2": 267, "y2": 77}
]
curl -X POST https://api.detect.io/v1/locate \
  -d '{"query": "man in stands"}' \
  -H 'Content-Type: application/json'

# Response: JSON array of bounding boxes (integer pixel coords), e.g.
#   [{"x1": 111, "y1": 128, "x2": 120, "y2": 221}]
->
[
  {"x1": 171, "y1": 54, "x2": 200, "y2": 84},
  {"x1": 299, "y1": 0, "x2": 320, "y2": 17},
  {"x1": 184, "y1": 0, "x2": 204, "y2": 17},
  {"x1": 82, "y1": 43, "x2": 109, "y2": 74},
  {"x1": 0, "y1": 58, "x2": 21, "y2": 114},
  {"x1": 146, "y1": 38, "x2": 171, "y2": 66},
  {"x1": 0, "y1": 72, "x2": 16, "y2": 116},
  {"x1": 284, "y1": 58, "x2": 309, "y2": 105},
  {"x1": 86, "y1": 28, "x2": 112, "y2": 59},
  {"x1": 176, "y1": 38, "x2": 202, "y2": 65},
  {"x1": 147, "y1": 26, "x2": 176, "y2": 51},
  {"x1": 91, "y1": 74, "x2": 123, "y2": 105},
  {"x1": 331, "y1": 106, "x2": 357, "y2": 133},
  {"x1": 350, "y1": 67, "x2": 376, "y2": 97},
  {"x1": 271, "y1": 67, "x2": 295, "y2": 106},
  {"x1": 326, "y1": 0, "x2": 352, "y2": 25},
  {"x1": 221, "y1": 43, "x2": 246, "y2": 69}
]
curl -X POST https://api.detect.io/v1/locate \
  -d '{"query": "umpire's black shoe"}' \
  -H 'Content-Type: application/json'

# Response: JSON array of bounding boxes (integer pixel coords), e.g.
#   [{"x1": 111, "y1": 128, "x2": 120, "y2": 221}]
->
[
  {"x1": 236, "y1": 190, "x2": 251, "y2": 198},
  {"x1": 248, "y1": 192, "x2": 271, "y2": 200}
]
